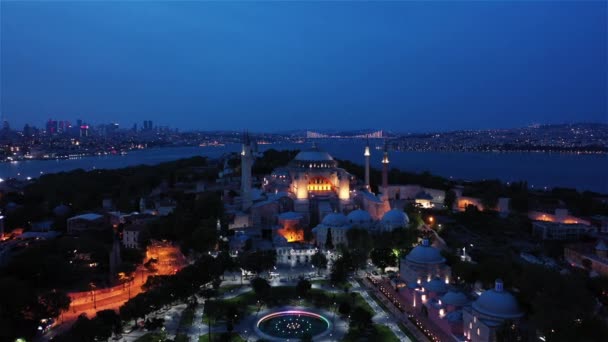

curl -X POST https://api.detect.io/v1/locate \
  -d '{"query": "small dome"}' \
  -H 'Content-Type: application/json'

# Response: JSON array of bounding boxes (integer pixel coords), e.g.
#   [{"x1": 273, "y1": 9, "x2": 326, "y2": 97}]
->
[
  {"x1": 596, "y1": 240, "x2": 608, "y2": 252},
  {"x1": 441, "y1": 291, "x2": 469, "y2": 307},
  {"x1": 423, "y1": 278, "x2": 448, "y2": 294},
  {"x1": 321, "y1": 213, "x2": 348, "y2": 227},
  {"x1": 53, "y1": 204, "x2": 71, "y2": 217},
  {"x1": 405, "y1": 239, "x2": 445, "y2": 265},
  {"x1": 381, "y1": 209, "x2": 410, "y2": 228},
  {"x1": 347, "y1": 209, "x2": 372, "y2": 224},
  {"x1": 472, "y1": 280, "x2": 523, "y2": 319}
]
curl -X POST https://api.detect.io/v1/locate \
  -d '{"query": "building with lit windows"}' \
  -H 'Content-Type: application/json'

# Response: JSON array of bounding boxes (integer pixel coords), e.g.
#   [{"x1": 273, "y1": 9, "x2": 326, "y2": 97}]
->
[{"x1": 263, "y1": 144, "x2": 355, "y2": 217}]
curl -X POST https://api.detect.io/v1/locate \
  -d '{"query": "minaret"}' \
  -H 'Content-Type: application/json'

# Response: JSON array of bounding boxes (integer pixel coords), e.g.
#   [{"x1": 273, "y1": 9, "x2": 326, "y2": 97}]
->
[
  {"x1": 241, "y1": 132, "x2": 253, "y2": 210},
  {"x1": 381, "y1": 141, "x2": 389, "y2": 190},
  {"x1": 364, "y1": 137, "x2": 371, "y2": 190}
]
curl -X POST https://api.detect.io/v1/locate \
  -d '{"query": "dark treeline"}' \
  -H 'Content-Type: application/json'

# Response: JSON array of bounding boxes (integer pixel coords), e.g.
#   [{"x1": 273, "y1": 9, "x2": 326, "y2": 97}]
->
[{"x1": 2, "y1": 157, "x2": 217, "y2": 230}]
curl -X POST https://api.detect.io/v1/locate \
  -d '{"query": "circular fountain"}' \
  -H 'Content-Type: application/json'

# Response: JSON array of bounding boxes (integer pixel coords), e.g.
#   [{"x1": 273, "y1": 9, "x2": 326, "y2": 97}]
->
[{"x1": 255, "y1": 310, "x2": 331, "y2": 341}]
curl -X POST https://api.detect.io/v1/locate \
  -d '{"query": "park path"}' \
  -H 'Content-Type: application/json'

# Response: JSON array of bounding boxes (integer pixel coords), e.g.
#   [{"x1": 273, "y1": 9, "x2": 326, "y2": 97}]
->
[{"x1": 348, "y1": 279, "x2": 413, "y2": 342}]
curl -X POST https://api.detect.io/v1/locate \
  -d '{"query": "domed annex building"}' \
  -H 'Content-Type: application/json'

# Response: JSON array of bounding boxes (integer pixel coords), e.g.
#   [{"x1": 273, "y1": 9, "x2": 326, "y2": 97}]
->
[
  {"x1": 400, "y1": 238, "x2": 451, "y2": 286},
  {"x1": 463, "y1": 279, "x2": 524, "y2": 341}
]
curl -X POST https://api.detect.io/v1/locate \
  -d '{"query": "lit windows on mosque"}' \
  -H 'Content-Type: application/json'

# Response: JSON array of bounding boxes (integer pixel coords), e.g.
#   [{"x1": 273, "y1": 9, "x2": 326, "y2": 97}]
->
[{"x1": 307, "y1": 177, "x2": 332, "y2": 191}]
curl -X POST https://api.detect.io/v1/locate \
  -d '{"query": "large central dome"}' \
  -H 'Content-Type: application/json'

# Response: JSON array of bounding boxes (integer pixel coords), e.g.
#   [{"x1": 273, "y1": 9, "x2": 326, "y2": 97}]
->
[
  {"x1": 291, "y1": 145, "x2": 338, "y2": 168},
  {"x1": 294, "y1": 147, "x2": 334, "y2": 162}
]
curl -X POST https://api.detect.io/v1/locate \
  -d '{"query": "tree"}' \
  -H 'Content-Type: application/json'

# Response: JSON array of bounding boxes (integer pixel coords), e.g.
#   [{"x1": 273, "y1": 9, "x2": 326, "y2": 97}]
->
[
  {"x1": 350, "y1": 306, "x2": 372, "y2": 330},
  {"x1": 37, "y1": 289, "x2": 71, "y2": 318},
  {"x1": 444, "y1": 190, "x2": 457, "y2": 210},
  {"x1": 239, "y1": 250, "x2": 276, "y2": 276},
  {"x1": 325, "y1": 228, "x2": 334, "y2": 250},
  {"x1": 311, "y1": 252, "x2": 328, "y2": 276},
  {"x1": 250, "y1": 277, "x2": 271, "y2": 299},
  {"x1": 338, "y1": 301, "x2": 351, "y2": 316},
  {"x1": 330, "y1": 257, "x2": 348, "y2": 284},
  {"x1": 296, "y1": 279, "x2": 312, "y2": 298},
  {"x1": 370, "y1": 248, "x2": 396, "y2": 273}
]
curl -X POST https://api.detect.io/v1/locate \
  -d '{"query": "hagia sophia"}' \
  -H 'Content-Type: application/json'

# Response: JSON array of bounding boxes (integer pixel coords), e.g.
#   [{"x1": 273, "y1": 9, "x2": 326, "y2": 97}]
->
[
  {"x1": 228, "y1": 135, "x2": 411, "y2": 248},
  {"x1": 226, "y1": 136, "x2": 524, "y2": 342}
]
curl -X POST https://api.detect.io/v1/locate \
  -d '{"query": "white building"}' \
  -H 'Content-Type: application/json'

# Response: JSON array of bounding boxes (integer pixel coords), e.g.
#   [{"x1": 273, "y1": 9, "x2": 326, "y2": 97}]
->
[
  {"x1": 122, "y1": 225, "x2": 144, "y2": 249},
  {"x1": 275, "y1": 243, "x2": 318, "y2": 267},
  {"x1": 312, "y1": 213, "x2": 351, "y2": 248},
  {"x1": 532, "y1": 221, "x2": 593, "y2": 240}
]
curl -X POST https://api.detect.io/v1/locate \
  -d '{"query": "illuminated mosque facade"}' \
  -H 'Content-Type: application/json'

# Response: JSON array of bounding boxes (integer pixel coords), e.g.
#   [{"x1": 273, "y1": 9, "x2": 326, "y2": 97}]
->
[{"x1": 229, "y1": 135, "x2": 408, "y2": 254}]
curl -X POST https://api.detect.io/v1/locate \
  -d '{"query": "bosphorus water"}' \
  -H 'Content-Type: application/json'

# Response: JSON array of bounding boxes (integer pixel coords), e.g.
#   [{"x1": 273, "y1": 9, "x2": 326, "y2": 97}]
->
[{"x1": 0, "y1": 141, "x2": 606, "y2": 193}]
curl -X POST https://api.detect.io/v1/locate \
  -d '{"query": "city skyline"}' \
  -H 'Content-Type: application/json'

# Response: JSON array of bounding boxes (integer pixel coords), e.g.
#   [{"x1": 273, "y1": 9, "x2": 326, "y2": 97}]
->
[{"x1": 1, "y1": 1, "x2": 606, "y2": 131}]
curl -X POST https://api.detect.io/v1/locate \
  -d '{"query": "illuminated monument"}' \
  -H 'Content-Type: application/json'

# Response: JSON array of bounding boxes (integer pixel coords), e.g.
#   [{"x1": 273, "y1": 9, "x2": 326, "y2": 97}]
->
[
  {"x1": 264, "y1": 143, "x2": 354, "y2": 220},
  {"x1": 232, "y1": 137, "x2": 403, "y2": 252}
]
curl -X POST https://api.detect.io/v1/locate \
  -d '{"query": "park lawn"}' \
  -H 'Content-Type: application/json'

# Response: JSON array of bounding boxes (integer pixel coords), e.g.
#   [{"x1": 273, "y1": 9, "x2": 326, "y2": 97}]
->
[
  {"x1": 198, "y1": 333, "x2": 245, "y2": 342},
  {"x1": 202, "y1": 286, "x2": 373, "y2": 322},
  {"x1": 342, "y1": 324, "x2": 400, "y2": 342},
  {"x1": 216, "y1": 284, "x2": 244, "y2": 296},
  {"x1": 174, "y1": 334, "x2": 189, "y2": 342},
  {"x1": 134, "y1": 332, "x2": 167, "y2": 342}
]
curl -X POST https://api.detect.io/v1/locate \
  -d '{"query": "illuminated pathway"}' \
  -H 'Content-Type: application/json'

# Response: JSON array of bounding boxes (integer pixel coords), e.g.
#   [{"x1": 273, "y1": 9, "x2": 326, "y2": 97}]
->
[{"x1": 348, "y1": 279, "x2": 413, "y2": 342}]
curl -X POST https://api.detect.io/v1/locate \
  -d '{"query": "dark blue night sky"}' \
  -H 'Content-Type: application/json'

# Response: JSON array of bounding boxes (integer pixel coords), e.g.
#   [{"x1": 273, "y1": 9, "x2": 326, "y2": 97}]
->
[{"x1": 1, "y1": 1, "x2": 606, "y2": 132}]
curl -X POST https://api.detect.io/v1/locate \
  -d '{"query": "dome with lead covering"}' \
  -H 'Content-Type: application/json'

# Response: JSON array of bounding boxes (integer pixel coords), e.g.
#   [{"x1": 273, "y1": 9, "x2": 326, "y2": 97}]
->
[
  {"x1": 291, "y1": 145, "x2": 338, "y2": 168},
  {"x1": 405, "y1": 239, "x2": 445, "y2": 265},
  {"x1": 423, "y1": 278, "x2": 448, "y2": 294},
  {"x1": 321, "y1": 213, "x2": 348, "y2": 227},
  {"x1": 381, "y1": 209, "x2": 409, "y2": 228},
  {"x1": 595, "y1": 240, "x2": 608, "y2": 251},
  {"x1": 347, "y1": 209, "x2": 372, "y2": 225},
  {"x1": 441, "y1": 291, "x2": 469, "y2": 307},
  {"x1": 472, "y1": 280, "x2": 523, "y2": 319}
]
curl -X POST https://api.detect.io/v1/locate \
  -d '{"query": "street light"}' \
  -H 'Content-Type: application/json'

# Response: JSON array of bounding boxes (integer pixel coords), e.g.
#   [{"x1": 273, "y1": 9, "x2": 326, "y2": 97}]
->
[{"x1": 89, "y1": 282, "x2": 97, "y2": 309}]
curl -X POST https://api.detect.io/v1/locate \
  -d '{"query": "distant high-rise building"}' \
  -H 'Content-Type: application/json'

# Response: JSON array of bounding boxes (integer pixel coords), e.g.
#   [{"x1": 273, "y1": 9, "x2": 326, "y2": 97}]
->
[
  {"x1": 142, "y1": 120, "x2": 154, "y2": 131},
  {"x1": 46, "y1": 119, "x2": 58, "y2": 134},
  {"x1": 23, "y1": 124, "x2": 31, "y2": 137},
  {"x1": 80, "y1": 123, "x2": 89, "y2": 137}
]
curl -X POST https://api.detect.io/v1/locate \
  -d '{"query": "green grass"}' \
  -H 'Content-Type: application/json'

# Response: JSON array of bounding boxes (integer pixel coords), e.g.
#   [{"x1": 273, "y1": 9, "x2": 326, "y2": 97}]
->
[
  {"x1": 342, "y1": 324, "x2": 400, "y2": 342},
  {"x1": 174, "y1": 334, "x2": 189, "y2": 342},
  {"x1": 134, "y1": 332, "x2": 167, "y2": 342},
  {"x1": 198, "y1": 333, "x2": 245, "y2": 342},
  {"x1": 217, "y1": 284, "x2": 243, "y2": 296},
  {"x1": 202, "y1": 286, "x2": 373, "y2": 323}
]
